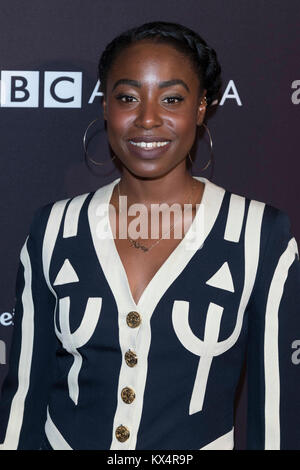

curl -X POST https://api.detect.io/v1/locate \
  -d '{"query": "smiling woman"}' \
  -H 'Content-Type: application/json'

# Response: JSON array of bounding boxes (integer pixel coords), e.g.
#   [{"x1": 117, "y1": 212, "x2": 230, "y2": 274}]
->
[{"x1": 0, "y1": 21, "x2": 300, "y2": 451}]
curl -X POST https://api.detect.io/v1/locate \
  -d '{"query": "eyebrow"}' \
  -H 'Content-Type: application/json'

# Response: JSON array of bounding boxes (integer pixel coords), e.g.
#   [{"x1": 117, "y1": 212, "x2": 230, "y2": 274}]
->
[{"x1": 111, "y1": 78, "x2": 190, "y2": 93}]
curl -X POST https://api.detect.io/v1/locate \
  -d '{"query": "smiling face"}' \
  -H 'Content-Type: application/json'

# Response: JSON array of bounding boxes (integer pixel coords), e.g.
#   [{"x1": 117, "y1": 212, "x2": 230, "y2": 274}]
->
[{"x1": 102, "y1": 40, "x2": 207, "y2": 179}]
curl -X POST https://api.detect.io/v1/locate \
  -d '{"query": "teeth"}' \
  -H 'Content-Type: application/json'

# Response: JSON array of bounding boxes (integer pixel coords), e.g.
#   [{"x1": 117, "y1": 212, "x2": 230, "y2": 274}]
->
[{"x1": 129, "y1": 141, "x2": 169, "y2": 149}]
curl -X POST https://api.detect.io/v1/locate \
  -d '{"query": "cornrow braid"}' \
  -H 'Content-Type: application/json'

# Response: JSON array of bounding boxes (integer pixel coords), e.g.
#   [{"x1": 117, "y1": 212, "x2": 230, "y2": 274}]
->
[{"x1": 98, "y1": 21, "x2": 222, "y2": 107}]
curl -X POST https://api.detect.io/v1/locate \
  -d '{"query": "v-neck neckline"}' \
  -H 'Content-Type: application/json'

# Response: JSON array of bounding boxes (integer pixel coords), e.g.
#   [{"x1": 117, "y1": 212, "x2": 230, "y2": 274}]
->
[
  {"x1": 107, "y1": 176, "x2": 208, "y2": 307},
  {"x1": 88, "y1": 175, "x2": 225, "y2": 317}
]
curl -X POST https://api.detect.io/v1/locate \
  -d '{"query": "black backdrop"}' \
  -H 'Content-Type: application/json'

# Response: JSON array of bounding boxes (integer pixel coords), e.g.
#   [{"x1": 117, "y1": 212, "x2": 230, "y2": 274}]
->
[{"x1": 0, "y1": 0, "x2": 299, "y2": 450}]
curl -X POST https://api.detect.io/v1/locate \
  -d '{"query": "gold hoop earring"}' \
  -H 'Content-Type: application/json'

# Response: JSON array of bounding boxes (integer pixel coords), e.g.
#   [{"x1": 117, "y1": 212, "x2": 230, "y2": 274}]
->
[
  {"x1": 83, "y1": 118, "x2": 116, "y2": 166},
  {"x1": 187, "y1": 122, "x2": 213, "y2": 171}
]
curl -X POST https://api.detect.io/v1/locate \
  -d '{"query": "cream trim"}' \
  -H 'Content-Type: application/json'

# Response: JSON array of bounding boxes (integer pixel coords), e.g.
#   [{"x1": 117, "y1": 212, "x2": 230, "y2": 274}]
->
[
  {"x1": 0, "y1": 238, "x2": 34, "y2": 450},
  {"x1": 1, "y1": 200, "x2": 69, "y2": 449},
  {"x1": 58, "y1": 296, "x2": 102, "y2": 405},
  {"x1": 214, "y1": 200, "x2": 265, "y2": 355},
  {"x1": 172, "y1": 301, "x2": 224, "y2": 414},
  {"x1": 264, "y1": 237, "x2": 299, "y2": 449},
  {"x1": 171, "y1": 202, "x2": 264, "y2": 360},
  {"x1": 44, "y1": 409, "x2": 234, "y2": 451},
  {"x1": 206, "y1": 261, "x2": 235, "y2": 292},
  {"x1": 199, "y1": 428, "x2": 234, "y2": 450},
  {"x1": 224, "y1": 194, "x2": 245, "y2": 242},
  {"x1": 41, "y1": 199, "x2": 70, "y2": 343},
  {"x1": 53, "y1": 258, "x2": 79, "y2": 285},
  {"x1": 63, "y1": 193, "x2": 89, "y2": 238},
  {"x1": 42, "y1": 199, "x2": 70, "y2": 296},
  {"x1": 45, "y1": 407, "x2": 72, "y2": 450}
]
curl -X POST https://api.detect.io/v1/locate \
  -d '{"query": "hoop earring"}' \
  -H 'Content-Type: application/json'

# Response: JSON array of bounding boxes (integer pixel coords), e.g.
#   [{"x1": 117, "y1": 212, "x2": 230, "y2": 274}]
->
[
  {"x1": 200, "y1": 123, "x2": 213, "y2": 171},
  {"x1": 188, "y1": 152, "x2": 193, "y2": 164},
  {"x1": 188, "y1": 122, "x2": 213, "y2": 171},
  {"x1": 83, "y1": 118, "x2": 116, "y2": 166}
]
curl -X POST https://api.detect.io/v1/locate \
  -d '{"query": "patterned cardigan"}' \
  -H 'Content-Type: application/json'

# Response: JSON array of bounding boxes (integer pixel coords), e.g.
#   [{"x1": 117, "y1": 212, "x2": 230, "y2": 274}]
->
[{"x1": 1, "y1": 176, "x2": 299, "y2": 449}]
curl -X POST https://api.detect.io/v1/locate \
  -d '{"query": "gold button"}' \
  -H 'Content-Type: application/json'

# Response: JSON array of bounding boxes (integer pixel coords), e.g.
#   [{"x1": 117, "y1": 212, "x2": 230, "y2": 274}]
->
[
  {"x1": 125, "y1": 349, "x2": 138, "y2": 367},
  {"x1": 115, "y1": 425, "x2": 130, "y2": 442},
  {"x1": 121, "y1": 386, "x2": 136, "y2": 404},
  {"x1": 126, "y1": 311, "x2": 141, "y2": 328}
]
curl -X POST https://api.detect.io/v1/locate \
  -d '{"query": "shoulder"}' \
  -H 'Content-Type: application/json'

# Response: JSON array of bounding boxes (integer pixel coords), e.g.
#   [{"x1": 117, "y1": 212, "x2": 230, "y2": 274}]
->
[
  {"x1": 29, "y1": 178, "x2": 119, "y2": 236},
  {"x1": 224, "y1": 181, "x2": 296, "y2": 258},
  {"x1": 202, "y1": 176, "x2": 296, "y2": 254},
  {"x1": 208, "y1": 176, "x2": 290, "y2": 229}
]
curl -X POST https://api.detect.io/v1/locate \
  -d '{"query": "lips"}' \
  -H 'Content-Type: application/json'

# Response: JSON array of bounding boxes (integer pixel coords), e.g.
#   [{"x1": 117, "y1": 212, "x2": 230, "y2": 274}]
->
[{"x1": 126, "y1": 139, "x2": 172, "y2": 159}]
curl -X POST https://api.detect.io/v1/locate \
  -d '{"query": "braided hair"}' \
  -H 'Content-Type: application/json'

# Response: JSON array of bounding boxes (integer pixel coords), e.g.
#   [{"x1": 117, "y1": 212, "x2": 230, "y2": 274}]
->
[{"x1": 98, "y1": 21, "x2": 222, "y2": 107}]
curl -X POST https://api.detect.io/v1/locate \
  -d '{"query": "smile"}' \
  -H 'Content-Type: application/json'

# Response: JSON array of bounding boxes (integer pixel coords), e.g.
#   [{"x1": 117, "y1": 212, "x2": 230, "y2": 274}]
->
[{"x1": 129, "y1": 141, "x2": 170, "y2": 149}]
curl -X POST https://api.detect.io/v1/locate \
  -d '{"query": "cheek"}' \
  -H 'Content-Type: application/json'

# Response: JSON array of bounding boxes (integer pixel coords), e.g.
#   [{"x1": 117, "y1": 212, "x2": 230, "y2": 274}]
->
[
  {"x1": 170, "y1": 113, "x2": 197, "y2": 141},
  {"x1": 106, "y1": 109, "x2": 132, "y2": 139}
]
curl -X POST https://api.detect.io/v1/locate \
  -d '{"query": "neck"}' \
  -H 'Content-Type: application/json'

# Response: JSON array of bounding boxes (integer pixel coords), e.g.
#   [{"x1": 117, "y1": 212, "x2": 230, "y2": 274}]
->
[{"x1": 117, "y1": 167, "x2": 196, "y2": 207}]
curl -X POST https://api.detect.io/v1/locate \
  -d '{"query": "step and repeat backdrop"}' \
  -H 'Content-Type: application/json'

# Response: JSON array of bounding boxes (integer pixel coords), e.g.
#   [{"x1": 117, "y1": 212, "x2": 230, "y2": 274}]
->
[{"x1": 0, "y1": 0, "x2": 299, "y2": 450}]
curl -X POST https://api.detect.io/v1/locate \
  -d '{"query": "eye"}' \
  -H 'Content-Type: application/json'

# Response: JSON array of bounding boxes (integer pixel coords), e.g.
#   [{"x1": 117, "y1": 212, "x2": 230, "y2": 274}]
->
[
  {"x1": 115, "y1": 94, "x2": 184, "y2": 105},
  {"x1": 115, "y1": 94, "x2": 138, "y2": 103},
  {"x1": 163, "y1": 96, "x2": 184, "y2": 104}
]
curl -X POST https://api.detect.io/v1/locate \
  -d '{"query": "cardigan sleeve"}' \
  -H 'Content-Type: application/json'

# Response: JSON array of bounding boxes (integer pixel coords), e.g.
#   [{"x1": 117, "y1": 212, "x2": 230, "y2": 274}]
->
[
  {"x1": 0, "y1": 204, "x2": 57, "y2": 450},
  {"x1": 246, "y1": 207, "x2": 300, "y2": 449}
]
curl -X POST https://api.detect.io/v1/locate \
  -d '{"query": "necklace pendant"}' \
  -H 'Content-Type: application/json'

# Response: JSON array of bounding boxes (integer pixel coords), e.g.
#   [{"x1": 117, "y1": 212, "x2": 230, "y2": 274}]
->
[{"x1": 129, "y1": 238, "x2": 149, "y2": 252}]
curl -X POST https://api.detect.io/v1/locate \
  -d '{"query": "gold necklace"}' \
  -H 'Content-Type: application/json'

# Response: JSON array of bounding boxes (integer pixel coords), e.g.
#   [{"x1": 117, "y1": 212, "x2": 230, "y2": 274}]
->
[{"x1": 117, "y1": 179, "x2": 197, "y2": 253}]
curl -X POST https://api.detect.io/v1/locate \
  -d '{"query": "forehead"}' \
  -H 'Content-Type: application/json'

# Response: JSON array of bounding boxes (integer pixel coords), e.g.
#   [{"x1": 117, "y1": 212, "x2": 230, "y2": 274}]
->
[{"x1": 107, "y1": 40, "x2": 199, "y2": 87}]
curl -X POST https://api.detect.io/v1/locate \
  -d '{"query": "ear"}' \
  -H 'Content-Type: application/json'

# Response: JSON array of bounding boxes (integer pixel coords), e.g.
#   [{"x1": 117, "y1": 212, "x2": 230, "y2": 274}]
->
[{"x1": 196, "y1": 90, "x2": 207, "y2": 126}]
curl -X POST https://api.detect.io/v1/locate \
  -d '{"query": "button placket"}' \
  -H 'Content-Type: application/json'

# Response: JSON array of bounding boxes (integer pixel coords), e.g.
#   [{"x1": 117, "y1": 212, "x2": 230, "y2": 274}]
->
[
  {"x1": 122, "y1": 312, "x2": 140, "y2": 406},
  {"x1": 123, "y1": 309, "x2": 141, "y2": 372},
  {"x1": 113, "y1": 309, "x2": 142, "y2": 447}
]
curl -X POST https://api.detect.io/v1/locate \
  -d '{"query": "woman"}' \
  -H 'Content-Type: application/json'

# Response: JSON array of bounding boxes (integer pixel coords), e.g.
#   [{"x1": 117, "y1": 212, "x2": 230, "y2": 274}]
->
[{"x1": 0, "y1": 21, "x2": 299, "y2": 450}]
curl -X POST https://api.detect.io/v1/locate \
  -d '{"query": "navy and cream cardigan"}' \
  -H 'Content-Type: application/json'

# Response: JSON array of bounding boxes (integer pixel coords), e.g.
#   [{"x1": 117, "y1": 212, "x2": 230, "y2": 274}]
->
[{"x1": 0, "y1": 176, "x2": 299, "y2": 450}]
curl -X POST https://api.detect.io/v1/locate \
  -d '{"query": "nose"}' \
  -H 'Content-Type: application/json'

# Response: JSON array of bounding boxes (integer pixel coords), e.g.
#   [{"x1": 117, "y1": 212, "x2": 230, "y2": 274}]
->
[{"x1": 134, "y1": 99, "x2": 163, "y2": 129}]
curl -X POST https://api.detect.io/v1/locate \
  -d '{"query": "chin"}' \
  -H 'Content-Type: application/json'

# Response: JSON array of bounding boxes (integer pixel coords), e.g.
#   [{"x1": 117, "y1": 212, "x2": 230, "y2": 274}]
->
[{"x1": 125, "y1": 162, "x2": 180, "y2": 181}]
